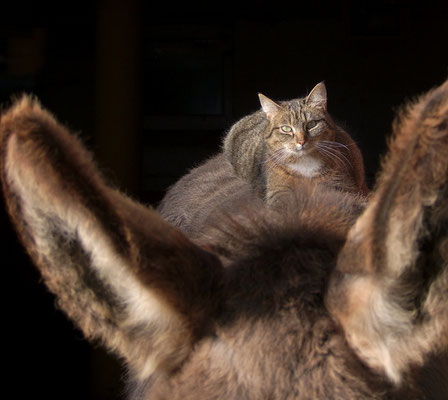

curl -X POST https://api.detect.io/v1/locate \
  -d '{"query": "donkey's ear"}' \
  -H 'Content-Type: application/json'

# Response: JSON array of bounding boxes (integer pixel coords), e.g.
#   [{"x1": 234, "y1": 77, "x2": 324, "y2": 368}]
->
[
  {"x1": 306, "y1": 82, "x2": 327, "y2": 109},
  {"x1": 327, "y1": 80, "x2": 448, "y2": 384},
  {"x1": 258, "y1": 93, "x2": 281, "y2": 120},
  {"x1": 0, "y1": 96, "x2": 223, "y2": 381}
]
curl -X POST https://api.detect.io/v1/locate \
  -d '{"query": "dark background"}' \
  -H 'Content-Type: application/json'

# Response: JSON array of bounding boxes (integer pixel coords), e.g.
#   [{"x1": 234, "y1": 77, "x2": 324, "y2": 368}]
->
[{"x1": 1, "y1": 1, "x2": 447, "y2": 399}]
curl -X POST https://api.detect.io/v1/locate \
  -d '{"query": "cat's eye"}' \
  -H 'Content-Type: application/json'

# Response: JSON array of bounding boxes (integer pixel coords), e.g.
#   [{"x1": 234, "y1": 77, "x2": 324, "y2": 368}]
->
[
  {"x1": 281, "y1": 125, "x2": 293, "y2": 133},
  {"x1": 306, "y1": 120, "x2": 318, "y2": 130}
]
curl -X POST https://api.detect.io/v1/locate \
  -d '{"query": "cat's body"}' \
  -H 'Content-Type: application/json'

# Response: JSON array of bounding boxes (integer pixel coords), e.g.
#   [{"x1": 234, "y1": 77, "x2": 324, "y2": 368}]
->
[{"x1": 224, "y1": 83, "x2": 369, "y2": 206}]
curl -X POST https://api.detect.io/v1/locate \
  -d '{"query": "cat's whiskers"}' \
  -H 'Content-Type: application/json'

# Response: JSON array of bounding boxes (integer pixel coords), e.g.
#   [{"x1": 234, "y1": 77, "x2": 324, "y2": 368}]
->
[
  {"x1": 316, "y1": 143, "x2": 352, "y2": 171},
  {"x1": 319, "y1": 140, "x2": 350, "y2": 150},
  {"x1": 320, "y1": 142, "x2": 356, "y2": 170},
  {"x1": 317, "y1": 144, "x2": 349, "y2": 166},
  {"x1": 223, "y1": 86, "x2": 368, "y2": 197},
  {"x1": 265, "y1": 148, "x2": 290, "y2": 171}
]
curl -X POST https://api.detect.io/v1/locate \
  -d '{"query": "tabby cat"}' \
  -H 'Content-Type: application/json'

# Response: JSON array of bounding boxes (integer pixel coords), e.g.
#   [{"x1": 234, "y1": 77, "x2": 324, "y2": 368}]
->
[{"x1": 224, "y1": 82, "x2": 369, "y2": 206}]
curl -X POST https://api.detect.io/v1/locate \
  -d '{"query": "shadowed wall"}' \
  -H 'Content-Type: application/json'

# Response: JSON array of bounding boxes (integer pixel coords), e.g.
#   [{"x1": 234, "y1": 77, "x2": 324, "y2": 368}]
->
[{"x1": 1, "y1": 1, "x2": 447, "y2": 399}]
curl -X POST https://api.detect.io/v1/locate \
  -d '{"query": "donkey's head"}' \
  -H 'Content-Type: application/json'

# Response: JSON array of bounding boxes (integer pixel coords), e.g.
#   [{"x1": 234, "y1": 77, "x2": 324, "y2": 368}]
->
[{"x1": 0, "y1": 80, "x2": 447, "y2": 399}]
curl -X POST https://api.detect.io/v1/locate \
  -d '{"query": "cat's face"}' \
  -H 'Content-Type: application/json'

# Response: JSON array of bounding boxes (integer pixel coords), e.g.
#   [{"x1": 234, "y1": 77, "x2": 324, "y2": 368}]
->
[{"x1": 259, "y1": 83, "x2": 336, "y2": 165}]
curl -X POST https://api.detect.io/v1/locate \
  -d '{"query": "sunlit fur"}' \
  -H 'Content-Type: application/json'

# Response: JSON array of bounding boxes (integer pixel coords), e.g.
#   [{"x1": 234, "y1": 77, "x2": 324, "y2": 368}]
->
[
  {"x1": 327, "y1": 79, "x2": 448, "y2": 384},
  {"x1": 1, "y1": 80, "x2": 447, "y2": 399},
  {"x1": 223, "y1": 83, "x2": 369, "y2": 208}
]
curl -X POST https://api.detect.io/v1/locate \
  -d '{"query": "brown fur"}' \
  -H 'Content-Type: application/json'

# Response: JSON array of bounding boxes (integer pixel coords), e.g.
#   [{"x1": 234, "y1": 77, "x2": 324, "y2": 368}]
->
[
  {"x1": 1, "y1": 80, "x2": 448, "y2": 399},
  {"x1": 223, "y1": 83, "x2": 369, "y2": 208},
  {"x1": 327, "y1": 79, "x2": 448, "y2": 383}
]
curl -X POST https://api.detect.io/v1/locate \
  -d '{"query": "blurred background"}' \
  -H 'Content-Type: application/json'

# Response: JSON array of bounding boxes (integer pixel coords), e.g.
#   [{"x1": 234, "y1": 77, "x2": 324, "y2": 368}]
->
[{"x1": 1, "y1": 1, "x2": 447, "y2": 399}]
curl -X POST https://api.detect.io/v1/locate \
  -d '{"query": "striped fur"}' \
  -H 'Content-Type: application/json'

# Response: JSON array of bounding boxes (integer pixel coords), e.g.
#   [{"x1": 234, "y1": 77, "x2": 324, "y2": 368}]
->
[{"x1": 223, "y1": 83, "x2": 369, "y2": 208}]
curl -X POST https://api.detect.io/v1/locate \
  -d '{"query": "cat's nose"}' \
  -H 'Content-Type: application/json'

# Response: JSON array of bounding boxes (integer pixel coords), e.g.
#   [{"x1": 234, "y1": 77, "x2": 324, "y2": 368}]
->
[{"x1": 295, "y1": 135, "x2": 306, "y2": 146}]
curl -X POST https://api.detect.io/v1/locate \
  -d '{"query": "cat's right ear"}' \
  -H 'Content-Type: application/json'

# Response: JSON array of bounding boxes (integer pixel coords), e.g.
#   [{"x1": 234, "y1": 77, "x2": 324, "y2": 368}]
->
[
  {"x1": 258, "y1": 93, "x2": 280, "y2": 120},
  {"x1": 306, "y1": 82, "x2": 327, "y2": 109}
]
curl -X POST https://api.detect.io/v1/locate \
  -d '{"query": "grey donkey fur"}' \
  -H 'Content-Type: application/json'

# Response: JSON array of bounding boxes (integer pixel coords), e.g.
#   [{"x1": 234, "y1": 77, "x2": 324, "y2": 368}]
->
[{"x1": 1, "y1": 79, "x2": 448, "y2": 399}]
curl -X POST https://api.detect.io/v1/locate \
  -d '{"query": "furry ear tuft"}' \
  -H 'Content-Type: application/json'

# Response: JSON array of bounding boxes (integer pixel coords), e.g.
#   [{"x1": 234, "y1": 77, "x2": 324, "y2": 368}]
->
[
  {"x1": 0, "y1": 95, "x2": 224, "y2": 381},
  {"x1": 327, "y1": 79, "x2": 448, "y2": 384},
  {"x1": 306, "y1": 82, "x2": 327, "y2": 109}
]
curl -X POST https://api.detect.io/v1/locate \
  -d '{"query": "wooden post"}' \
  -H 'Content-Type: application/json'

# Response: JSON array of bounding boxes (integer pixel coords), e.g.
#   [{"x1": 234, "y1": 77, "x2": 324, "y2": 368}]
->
[{"x1": 95, "y1": 0, "x2": 141, "y2": 196}]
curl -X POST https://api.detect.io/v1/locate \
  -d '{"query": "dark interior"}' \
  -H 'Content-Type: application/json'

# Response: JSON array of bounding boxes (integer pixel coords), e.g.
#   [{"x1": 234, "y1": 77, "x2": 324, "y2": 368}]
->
[{"x1": 1, "y1": 1, "x2": 447, "y2": 398}]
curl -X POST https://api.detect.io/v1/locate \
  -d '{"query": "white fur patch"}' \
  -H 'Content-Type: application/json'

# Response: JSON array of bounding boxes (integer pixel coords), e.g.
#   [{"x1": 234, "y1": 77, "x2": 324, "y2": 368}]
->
[{"x1": 287, "y1": 156, "x2": 322, "y2": 177}]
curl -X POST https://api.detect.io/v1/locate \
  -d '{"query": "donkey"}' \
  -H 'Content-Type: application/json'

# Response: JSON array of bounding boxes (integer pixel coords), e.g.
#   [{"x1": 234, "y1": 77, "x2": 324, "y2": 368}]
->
[{"x1": 0, "y1": 80, "x2": 447, "y2": 399}]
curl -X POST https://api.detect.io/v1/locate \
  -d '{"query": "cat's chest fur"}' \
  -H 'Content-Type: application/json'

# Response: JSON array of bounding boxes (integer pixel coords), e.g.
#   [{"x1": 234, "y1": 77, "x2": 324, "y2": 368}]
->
[{"x1": 286, "y1": 155, "x2": 323, "y2": 177}]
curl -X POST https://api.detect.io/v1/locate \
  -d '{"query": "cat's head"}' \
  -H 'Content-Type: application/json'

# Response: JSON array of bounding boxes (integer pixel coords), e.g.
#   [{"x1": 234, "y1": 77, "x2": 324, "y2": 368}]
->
[{"x1": 259, "y1": 82, "x2": 337, "y2": 163}]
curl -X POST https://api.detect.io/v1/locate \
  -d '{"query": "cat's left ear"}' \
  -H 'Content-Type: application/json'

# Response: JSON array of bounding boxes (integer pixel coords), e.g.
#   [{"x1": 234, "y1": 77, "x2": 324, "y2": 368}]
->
[
  {"x1": 306, "y1": 82, "x2": 327, "y2": 110},
  {"x1": 258, "y1": 93, "x2": 281, "y2": 120}
]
